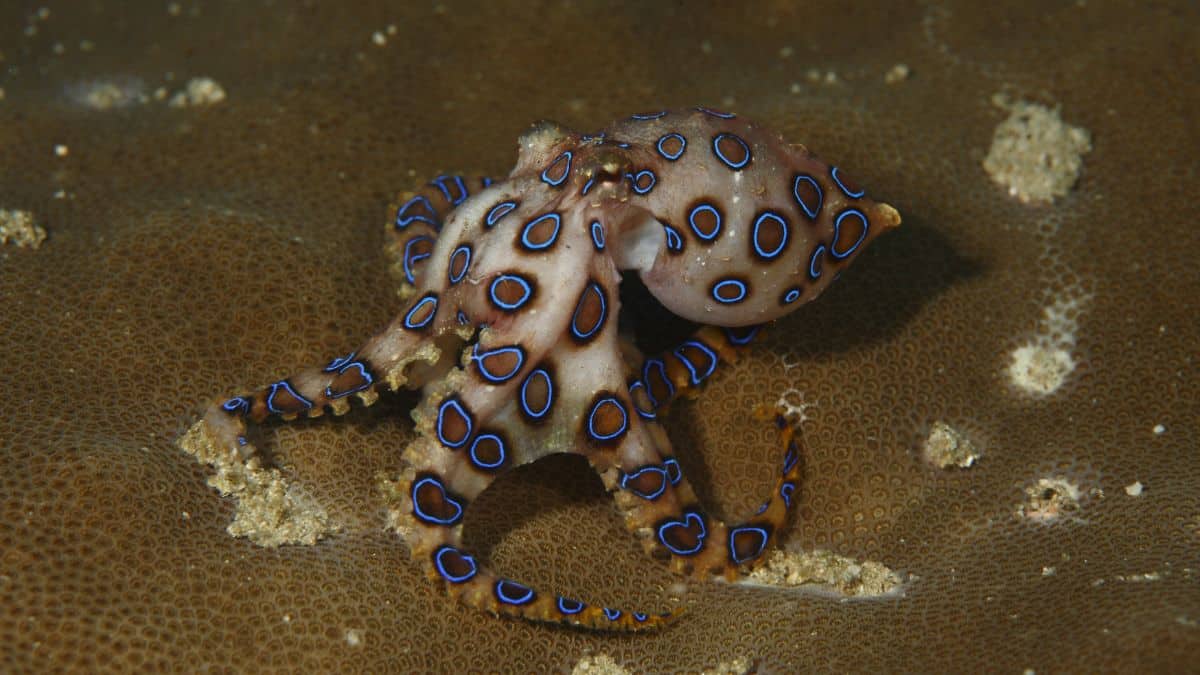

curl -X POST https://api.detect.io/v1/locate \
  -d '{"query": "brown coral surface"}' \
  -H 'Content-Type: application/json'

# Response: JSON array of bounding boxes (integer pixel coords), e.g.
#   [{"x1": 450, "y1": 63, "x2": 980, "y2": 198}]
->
[{"x1": 1, "y1": 1, "x2": 1196, "y2": 672}]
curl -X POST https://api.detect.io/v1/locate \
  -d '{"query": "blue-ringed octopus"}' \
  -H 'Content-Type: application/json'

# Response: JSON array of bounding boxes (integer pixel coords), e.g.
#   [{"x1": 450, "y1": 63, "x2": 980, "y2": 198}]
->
[{"x1": 194, "y1": 107, "x2": 900, "y2": 631}]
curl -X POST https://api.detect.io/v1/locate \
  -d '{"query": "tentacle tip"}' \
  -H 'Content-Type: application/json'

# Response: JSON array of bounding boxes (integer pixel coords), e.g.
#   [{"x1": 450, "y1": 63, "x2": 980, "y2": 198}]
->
[{"x1": 877, "y1": 202, "x2": 902, "y2": 229}]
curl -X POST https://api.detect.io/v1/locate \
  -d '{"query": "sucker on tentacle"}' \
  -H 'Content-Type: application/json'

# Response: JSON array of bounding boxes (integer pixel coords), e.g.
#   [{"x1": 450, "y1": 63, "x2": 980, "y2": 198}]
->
[{"x1": 188, "y1": 106, "x2": 900, "y2": 632}]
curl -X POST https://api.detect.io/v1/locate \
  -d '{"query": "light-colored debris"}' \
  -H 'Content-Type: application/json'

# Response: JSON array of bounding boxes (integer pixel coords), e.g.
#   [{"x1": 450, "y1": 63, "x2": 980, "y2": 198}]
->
[
  {"x1": 1007, "y1": 291, "x2": 1088, "y2": 396},
  {"x1": 746, "y1": 547, "x2": 904, "y2": 597},
  {"x1": 1018, "y1": 476, "x2": 1101, "y2": 523},
  {"x1": 178, "y1": 421, "x2": 337, "y2": 546},
  {"x1": 68, "y1": 78, "x2": 148, "y2": 110},
  {"x1": 884, "y1": 63, "x2": 911, "y2": 84},
  {"x1": 168, "y1": 77, "x2": 226, "y2": 108},
  {"x1": 1124, "y1": 481, "x2": 1144, "y2": 497},
  {"x1": 983, "y1": 95, "x2": 1092, "y2": 204},
  {"x1": 922, "y1": 421, "x2": 979, "y2": 468},
  {"x1": 572, "y1": 653, "x2": 628, "y2": 675},
  {"x1": 0, "y1": 209, "x2": 47, "y2": 249},
  {"x1": 701, "y1": 656, "x2": 754, "y2": 675}
]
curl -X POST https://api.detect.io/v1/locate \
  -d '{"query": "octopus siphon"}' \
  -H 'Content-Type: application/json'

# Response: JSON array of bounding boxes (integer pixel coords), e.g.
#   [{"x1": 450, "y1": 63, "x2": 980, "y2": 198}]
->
[{"x1": 190, "y1": 107, "x2": 901, "y2": 631}]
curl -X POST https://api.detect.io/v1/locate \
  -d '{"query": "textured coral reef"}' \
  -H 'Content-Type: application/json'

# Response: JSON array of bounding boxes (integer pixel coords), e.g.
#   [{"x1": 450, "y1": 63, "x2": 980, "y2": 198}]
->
[{"x1": 1, "y1": 1, "x2": 1196, "y2": 672}]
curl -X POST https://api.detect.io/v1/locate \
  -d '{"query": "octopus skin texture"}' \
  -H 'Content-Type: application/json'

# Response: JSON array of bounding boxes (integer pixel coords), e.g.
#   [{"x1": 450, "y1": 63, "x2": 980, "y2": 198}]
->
[{"x1": 193, "y1": 107, "x2": 901, "y2": 631}]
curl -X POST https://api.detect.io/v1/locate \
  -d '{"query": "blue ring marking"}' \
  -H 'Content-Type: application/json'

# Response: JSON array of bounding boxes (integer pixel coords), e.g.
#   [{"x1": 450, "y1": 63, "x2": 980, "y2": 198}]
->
[
  {"x1": 723, "y1": 325, "x2": 760, "y2": 346},
  {"x1": 808, "y1": 244, "x2": 826, "y2": 280},
  {"x1": 687, "y1": 203, "x2": 722, "y2": 241},
  {"x1": 784, "y1": 287, "x2": 802, "y2": 304},
  {"x1": 456, "y1": 310, "x2": 469, "y2": 325},
  {"x1": 673, "y1": 340, "x2": 718, "y2": 385},
  {"x1": 570, "y1": 282, "x2": 607, "y2": 341},
  {"x1": 656, "y1": 132, "x2": 687, "y2": 160},
  {"x1": 633, "y1": 612, "x2": 649, "y2": 623},
  {"x1": 663, "y1": 458, "x2": 682, "y2": 485},
  {"x1": 519, "y1": 212, "x2": 562, "y2": 250},
  {"x1": 613, "y1": 141, "x2": 632, "y2": 149},
  {"x1": 519, "y1": 368, "x2": 554, "y2": 420},
  {"x1": 221, "y1": 396, "x2": 250, "y2": 415},
  {"x1": 656, "y1": 510, "x2": 707, "y2": 556},
  {"x1": 792, "y1": 174, "x2": 823, "y2": 220},
  {"x1": 711, "y1": 278, "x2": 748, "y2": 304},
  {"x1": 488, "y1": 274, "x2": 534, "y2": 311},
  {"x1": 620, "y1": 465, "x2": 669, "y2": 500},
  {"x1": 325, "y1": 361, "x2": 373, "y2": 399},
  {"x1": 729, "y1": 526, "x2": 770, "y2": 564},
  {"x1": 783, "y1": 441, "x2": 800, "y2": 473},
  {"x1": 556, "y1": 596, "x2": 585, "y2": 615},
  {"x1": 403, "y1": 294, "x2": 439, "y2": 330},
  {"x1": 433, "y1": 545, "x2": 477, "y2": 583},
  {"x1": 780, "y1": 481, "x2": 796, "y2": 508},
  {"x1": 830, "y1": 208, "x2": 869, "y2": 259},
  {"x1": 755, "y1": 501, "x2": 769, "y2": 515},
  {"x1": 541, "y1": 151, "x2": 573, "y2": 187},
  {"x1": 751, "y1": 211, "x2": 789, "y2": 260},
  {"x1": 602, "y1": 608, "x2": 622, "y2": 621},
  {"x1": 471, "y1": 344, "x2": 526, "y2": 384},
  {"x1": 580, "y1": 175, "x2": 596, "y2": 196},
  {"x1": 663, "y1": 224, "x2": 684, "y2": 252},
  {"x1": 236, "y1": 436, "x2": 248, "y2": 446},
  {"x1": 629, "y1": 169, "x2": 657, "y2": 195},
  {"x1": 435, "y1": 398, "x2": 472, "y2": 449},
  {"x1": 587, "y1": 396, "x2": 628, "y2": 441},
  {"x1": 712, "y1": 133, "x2": 751, "y2": 170},
  {"x1": 428, "y1": 175, "x2": 452, "y2": 202},
  {"x1": 428, "y1": 175, "x2": 469, "y2": 205},
  {"x1": 481, "y1": 176, "x2": 495, "y2": 187},
  {"x1": 590, "y1": 220, "x2": 605, "y2": 250},
  {"x1": 447, "y1": 245, "x2": 472, "y2": 284},
  {"x1": 641, "y1": 359, "x2": 674, "y2": 407},
  {"x1": 830, "y1": 166, "x2": 865, "y2": 198},
  {"x1": 631, "y1": 111, "x2": 667, "y2": 120},
  {"x1": 450, "y1": 175, "x2": 468, "y2": 204},
  {"x1": 628, "y1": 381, "x2": 656, "y2": 420},
  {"x1": 411, "y1": 476, "x2": 464, "y2": 526},
  {"x1": 402, "y1": 235, "x2": 433, "y2": 284},
  {"x1": 468, "y1": 432, "x2": 507, "y2": 470},
  {"x1": 495, "y1": 579, "x2": 535, "y2": 606},
  {"x1": 485, "y1": 200, "x2": 518, "y2": 227},
  {"x1": 266, "y1": 380, "x2": 312, "y2": 414},
  {"x1": 323, "y1": 352, "x2": 357, "y2": 372},
  {"x1": 395, "y1": 195, "x2": 438, "y2": 229},
  {"x1": 696, "y1": 106, "x2": 736, "y2": 119}
]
